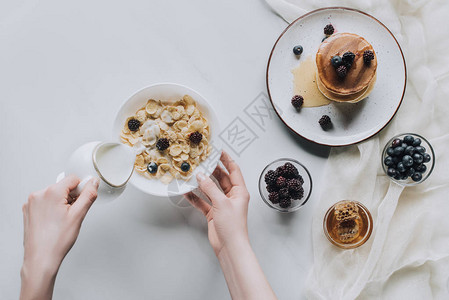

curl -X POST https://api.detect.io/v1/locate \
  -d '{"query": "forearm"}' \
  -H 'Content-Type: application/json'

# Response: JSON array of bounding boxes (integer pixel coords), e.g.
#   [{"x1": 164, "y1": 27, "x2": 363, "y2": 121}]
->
[
  {"x1": 217, "y1": 237, "x2": 277, "y2": 300},
  {"x1": 20, "y1": 258, "x2": 60, "y2": 300}
]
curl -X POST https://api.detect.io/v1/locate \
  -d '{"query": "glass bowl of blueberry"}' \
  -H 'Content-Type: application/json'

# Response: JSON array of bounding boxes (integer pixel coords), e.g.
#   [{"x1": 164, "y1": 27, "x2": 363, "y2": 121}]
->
[
  {"x1": 382, "y1": 133, "x2": 435, "y2": 186},
  {"x1": 259, "y1": 158, "x2": 312, "y2": 213}
]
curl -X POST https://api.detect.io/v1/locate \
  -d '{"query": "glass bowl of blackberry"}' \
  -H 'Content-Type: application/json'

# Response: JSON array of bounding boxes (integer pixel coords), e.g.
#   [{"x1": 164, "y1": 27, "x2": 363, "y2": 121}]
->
[
  {"x1": 259, "y1": 158, "x2": 312, "y2": 213},
  {"x1": 382, "y1": 133, "x2": 435, "y2": 186}
]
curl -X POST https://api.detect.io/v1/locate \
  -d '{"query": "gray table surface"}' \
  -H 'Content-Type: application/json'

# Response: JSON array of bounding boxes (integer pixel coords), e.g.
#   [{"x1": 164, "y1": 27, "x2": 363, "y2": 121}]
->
[{"x1": 0, "y1": 0, "x2": 330, "y2": 299}]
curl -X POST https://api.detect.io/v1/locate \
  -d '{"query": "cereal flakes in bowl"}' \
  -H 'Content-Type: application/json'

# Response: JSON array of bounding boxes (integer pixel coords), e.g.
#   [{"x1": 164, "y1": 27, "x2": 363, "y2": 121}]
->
[{"x1": 113, "y1": 83, "x2": 222, "y2": 197}]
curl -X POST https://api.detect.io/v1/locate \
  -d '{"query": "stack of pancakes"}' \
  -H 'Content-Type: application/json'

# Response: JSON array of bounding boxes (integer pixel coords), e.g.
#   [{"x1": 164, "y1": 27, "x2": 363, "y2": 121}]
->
[{"x1": 316, "y1": 33, "x2": 377, "y2": 103}]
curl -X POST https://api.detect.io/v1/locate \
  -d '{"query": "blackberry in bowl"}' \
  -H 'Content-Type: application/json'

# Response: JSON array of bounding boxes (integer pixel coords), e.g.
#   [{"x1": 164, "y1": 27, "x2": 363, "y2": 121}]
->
[
  {"x1": 382, "y1": 133, "x2": 435, "y2": 186},
  {"x1": 259, "y1": 158, "x2": 312, "y2": 213}
]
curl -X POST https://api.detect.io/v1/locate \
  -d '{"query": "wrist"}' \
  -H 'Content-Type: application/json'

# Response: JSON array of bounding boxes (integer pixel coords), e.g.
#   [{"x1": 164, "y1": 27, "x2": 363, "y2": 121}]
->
[
  {"x1": 20, "y1": 258, "x2": 59, "y2": 300},
  {"x1": 217, "y1": 233, "x2": 251, "y2": 261},
  {"x1": 21, "y1": 254, "x2": 60, "y2": 281}
]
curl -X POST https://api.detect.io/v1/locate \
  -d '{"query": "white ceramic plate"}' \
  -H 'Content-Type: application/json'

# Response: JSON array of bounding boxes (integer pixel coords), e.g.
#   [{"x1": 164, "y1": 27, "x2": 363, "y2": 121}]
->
[
  {"x1": 267, "y1": 7, "x2": 406, "y2": 146},
  {"x1": 113, "y1": 83, "x2": 222, "y2": 197}
]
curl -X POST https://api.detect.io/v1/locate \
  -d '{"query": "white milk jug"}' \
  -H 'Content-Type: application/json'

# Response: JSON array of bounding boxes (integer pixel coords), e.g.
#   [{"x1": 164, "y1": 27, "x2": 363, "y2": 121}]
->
[{"x1": 57, "y1": 141, "x2": 136, "y2": 201}]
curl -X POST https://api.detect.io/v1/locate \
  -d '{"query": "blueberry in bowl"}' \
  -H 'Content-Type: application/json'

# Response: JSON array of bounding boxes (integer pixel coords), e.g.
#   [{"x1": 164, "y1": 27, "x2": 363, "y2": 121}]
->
[{"x1": 382, "y1": 133, "x2": 435, "y2": 186}]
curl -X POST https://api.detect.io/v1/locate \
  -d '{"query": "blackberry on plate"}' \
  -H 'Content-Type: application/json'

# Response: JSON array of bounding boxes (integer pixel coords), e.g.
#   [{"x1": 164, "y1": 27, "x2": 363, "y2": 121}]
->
[
  {"x1": 319, "y1": 115, "x2": 332, "y2": 130},
  {"x1": 283, "y1": 162, "x2": 299, "y2": 178},
  {"x1": 269, "y1": 191, "x2": 280, "y2": 204},
  {"x1": 279, "y1": 188, "x2": 290, "y2": 199},
  {"x1": 128, "y1": 118, "x2": 141, "y2": 132},
  {"x1": 264, "y1": 170, "x2": 277, "y2": 185},
  {"x1": 276, "y1": 176, "x2": 287, "y2": 188},
  {"x1": 156, "y1": 138, "x2": 170, "y2": 151},
  {"x1": 363, "y1": 50, "x2": 374, "y2": 64},
  {"x1": 291, "y1": 95, "x2": 304, "y2": 109},
  {"x1": 147, "y1": 162, "x2": 158, "y2": 174},
  {"x1": 279, "y1": 198, "x2": 292, "y2": 209},
  {"x1": 324, "y1": 24, "x2": 334, "y2": 35},
  {"x1": 189, "y1": 131, "x2": 203, "y2": 144},
  {"x1": 336, "y1": 65, "x2": 348, "y2": 78},
  {"x1": 293, "y1": 45, "x2": 303, "y2": 55},
  {"x1": 342, "y1": 52, "x2": 355, "y2": 68}
]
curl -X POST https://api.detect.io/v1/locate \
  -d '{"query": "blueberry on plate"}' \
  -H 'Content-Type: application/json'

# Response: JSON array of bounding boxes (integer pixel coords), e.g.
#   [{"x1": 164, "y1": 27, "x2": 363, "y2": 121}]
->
[
  {"x1": 392, "y1": 139, "x2": 402, "y2": 148},
  {"x1": 412, "y1": 138, "x2": 422, "y2": 147},
  {"x1": 181, "y1": 162, "x2": 191, "y2": 172},
  {"x1": 400, "y1": 173, "x2": 409, "y2": 180},
  {"x1": 386, "y1": 147, "x2": 395, "y2": 156},
  {"x1": 393, "y1": 146, "x2": 405, "y2": 156},
  {"x1": 423, "y1": 153, "x2": 431, "y2": 163},
  {"x1": 402, "y1": 155, "x2": 414, "y2": 167},
  {"x1": 416, "y1": 164, "x2": 427, "y2": 173},
  {"x1": 406, "y1": 168, "x2": 415, "y2": 177},
  {"x1": 412, "y1": 172, "x2": 423, "y2": 182},
  {"x1": 293, "y1": 45, "x2": 303, "y2": 55},
  {"x1": 413, "y1": 153, "x2": 424, "y2": 164},
  {"x1": 404, "y1": 145, "x2": 415, "y2": 156},
  {"x1": 331, "y1": 55, "x2": 342, "y2": 68},
  {"x1": 387, "y1": 168, "x2": 397, "y2": 177},
  {"x1": 397, "y1": 162, "x2": 406, "y2": 173},
  {"x1": 393, "y1": 173, "x2": 402, "y2": 180},
  {"x1": 384, "y1": 156, "x2": 394, "y2": 166},
  {"x1": 147, "y1": 162, "x2": 158, "y2": 174},
  {"x1": 403, "y1": 135, "x2": 414, "y2": 145},
  {"x1": 415, "y1": 146, "x2": 426, "y2": 154}
]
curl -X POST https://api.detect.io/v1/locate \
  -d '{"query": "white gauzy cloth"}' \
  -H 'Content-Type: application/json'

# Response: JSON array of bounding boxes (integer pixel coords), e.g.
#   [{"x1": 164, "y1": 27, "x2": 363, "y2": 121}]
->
[{"x1": 265, "y1": 0, "x2": 449, "y2": 299}]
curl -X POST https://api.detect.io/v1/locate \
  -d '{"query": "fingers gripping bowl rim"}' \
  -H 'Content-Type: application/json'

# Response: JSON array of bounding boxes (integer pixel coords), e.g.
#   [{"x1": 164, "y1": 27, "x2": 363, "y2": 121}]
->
[{"x1": 112, "y1": 83, "x2": 222, "y2": 197}]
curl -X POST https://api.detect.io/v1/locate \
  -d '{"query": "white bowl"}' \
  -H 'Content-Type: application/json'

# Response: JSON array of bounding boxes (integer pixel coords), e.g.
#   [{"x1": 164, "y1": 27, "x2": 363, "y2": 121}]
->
[{"x1": 112, "y1": 83, "x2": 222, "y2": 197}]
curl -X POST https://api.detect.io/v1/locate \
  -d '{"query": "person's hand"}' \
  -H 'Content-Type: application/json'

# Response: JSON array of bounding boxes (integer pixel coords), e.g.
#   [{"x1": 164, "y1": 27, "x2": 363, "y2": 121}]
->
[
  {"x1": 186, "y1": 152, "x2": 278, "y2": 300},
  {"x1": 185, "y1": 151, "x2": 250, "y2": 256},
  {"x1": 21, "y1": 175, "x2": 99, "y2": 300}
]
